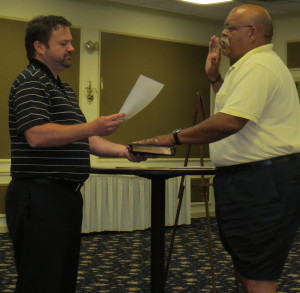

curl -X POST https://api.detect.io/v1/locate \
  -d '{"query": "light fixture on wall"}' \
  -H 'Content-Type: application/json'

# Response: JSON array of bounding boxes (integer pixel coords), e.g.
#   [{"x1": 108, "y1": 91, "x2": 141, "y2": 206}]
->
[
  {"x1": 180, "y1": 0, "x2": 232, "y2": 4},
  {"x1": 85, "y1": 81, "x2": 98, "y2": 102},
  {"x1": 84, "y1": 40, "x2": 99, "y2": 52}
]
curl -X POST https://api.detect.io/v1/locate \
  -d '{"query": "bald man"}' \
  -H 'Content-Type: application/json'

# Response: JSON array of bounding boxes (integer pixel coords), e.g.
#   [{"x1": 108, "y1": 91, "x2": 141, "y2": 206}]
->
[{"x1": 134, "y1": 5, "x2": 300, "y2": 293}]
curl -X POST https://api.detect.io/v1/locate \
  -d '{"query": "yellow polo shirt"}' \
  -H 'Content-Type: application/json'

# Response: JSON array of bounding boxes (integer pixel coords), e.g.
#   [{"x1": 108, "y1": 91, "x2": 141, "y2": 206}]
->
[{"x1": 210, "y1": 44, "x2": 300, "y2": 167}]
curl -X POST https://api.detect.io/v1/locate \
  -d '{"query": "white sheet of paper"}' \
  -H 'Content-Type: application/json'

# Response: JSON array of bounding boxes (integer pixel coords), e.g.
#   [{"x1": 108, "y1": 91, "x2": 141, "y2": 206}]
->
[{"x1": 119, "y1": 75, "x2": 164, "y2": 120}]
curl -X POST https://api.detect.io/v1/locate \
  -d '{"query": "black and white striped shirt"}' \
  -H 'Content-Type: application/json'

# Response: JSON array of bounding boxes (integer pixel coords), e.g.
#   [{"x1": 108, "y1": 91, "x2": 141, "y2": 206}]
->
[{"x1": 9, "y1": 59, "x2": 90, "y2": 182}]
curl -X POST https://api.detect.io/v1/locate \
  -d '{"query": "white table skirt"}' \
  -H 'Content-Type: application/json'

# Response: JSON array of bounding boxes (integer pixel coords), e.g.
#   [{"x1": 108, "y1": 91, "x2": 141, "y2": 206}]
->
[{"x1": 81, "y1": 174, "x2": 191, "y2": 233}]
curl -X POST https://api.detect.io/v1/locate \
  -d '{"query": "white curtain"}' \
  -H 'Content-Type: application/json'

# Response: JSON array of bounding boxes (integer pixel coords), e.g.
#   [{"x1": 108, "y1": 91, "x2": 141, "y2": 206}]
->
[{"x1": 81, "y1": 174, "x2": 191, "y2": 233}]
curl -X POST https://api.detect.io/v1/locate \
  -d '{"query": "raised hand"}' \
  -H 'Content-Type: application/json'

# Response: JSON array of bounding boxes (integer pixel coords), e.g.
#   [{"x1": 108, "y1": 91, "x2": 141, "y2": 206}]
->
[{"x1": 205, "y1": 35, "x2": 221, "y2": 82}]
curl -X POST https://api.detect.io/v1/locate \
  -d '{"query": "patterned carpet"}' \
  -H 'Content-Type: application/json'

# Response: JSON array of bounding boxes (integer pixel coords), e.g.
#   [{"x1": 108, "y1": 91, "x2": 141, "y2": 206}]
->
[{"x1": 0, "y1": 218, "x2": 299, "y2": 292}]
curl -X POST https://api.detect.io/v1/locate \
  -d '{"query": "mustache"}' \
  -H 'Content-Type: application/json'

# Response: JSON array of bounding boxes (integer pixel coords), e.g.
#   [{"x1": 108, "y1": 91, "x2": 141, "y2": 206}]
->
[{"x1": 220, "y1": 37, "x2": 230, "y2": 47}]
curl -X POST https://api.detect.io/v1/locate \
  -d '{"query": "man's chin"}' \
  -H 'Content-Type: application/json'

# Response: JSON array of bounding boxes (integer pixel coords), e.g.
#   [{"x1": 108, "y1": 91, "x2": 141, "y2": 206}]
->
[
  {"x1": 63, "y1": 57, "x2": 72, "y2": 67},
  {"x1": 63, "y1": 62, "x2": 72, "y2": 68}
]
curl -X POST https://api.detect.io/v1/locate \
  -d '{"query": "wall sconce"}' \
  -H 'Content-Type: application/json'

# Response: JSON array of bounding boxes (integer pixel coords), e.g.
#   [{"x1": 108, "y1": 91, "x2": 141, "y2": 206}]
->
[
  {"x1": 84, "y1": 40, "x2": 99, "y2": 52},
  {"x1": 85, "y1": 81, "x2": 98, "y2": 102}
]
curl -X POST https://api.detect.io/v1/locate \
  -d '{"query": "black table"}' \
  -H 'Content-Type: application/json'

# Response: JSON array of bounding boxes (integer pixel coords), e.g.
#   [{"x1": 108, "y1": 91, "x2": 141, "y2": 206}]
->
[{"x1": 90, "y1": 167, "x2": 215, "y2": 292}]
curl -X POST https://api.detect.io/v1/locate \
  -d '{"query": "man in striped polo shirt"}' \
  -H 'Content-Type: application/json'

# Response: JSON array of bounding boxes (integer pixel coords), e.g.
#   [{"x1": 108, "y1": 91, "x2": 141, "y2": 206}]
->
[{"x1": 6, "y1": 15, "x2": 146, "y2": 293}]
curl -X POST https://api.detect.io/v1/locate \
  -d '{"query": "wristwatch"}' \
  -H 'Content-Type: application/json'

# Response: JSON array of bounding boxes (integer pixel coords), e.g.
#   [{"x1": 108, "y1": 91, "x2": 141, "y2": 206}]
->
[{"x1": 172, "y1": 128, "x2": 182, "y2": 145}]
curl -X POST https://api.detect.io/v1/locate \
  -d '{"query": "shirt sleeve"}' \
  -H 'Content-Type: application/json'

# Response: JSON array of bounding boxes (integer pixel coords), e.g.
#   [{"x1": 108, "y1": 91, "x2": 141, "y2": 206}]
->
[{"x1": 12, "y1": 78, "x2": 51, "y2": 134}]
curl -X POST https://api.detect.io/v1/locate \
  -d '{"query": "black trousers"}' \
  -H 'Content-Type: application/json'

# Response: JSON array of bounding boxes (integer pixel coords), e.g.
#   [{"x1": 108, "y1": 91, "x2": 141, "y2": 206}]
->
[
  {"x1": 213, "y1": 156, "x2": 300, "y2": 280},
  {"x1": 5, "y1": 179, "x2": 83, "y2": 293}
]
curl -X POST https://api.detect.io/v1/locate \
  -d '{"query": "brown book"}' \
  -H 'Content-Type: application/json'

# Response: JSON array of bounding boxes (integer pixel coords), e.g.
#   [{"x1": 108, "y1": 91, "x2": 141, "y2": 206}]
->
[{"x1": 128, "y1": 144, "x2": 176, "y2": 156}]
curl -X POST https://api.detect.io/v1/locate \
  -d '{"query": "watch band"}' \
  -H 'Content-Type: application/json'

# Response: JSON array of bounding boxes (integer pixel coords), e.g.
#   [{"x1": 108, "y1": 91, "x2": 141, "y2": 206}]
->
[
  {"x1": 208, "y1": 73, "x2": 221, "y2": 84},
  {"x1": 172, "y1": 128, "x2": 182, "y2": 145}
]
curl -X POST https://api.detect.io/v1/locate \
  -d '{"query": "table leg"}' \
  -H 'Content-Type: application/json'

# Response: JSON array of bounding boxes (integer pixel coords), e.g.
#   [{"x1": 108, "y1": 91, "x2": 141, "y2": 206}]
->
[{"x1": 150, "y1": 176, "x2": 166, "y2": 293}]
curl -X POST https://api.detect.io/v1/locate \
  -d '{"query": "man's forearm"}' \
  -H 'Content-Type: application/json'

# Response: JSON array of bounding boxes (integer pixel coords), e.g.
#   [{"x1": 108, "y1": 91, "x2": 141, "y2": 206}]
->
[
  {"x1": 89, "y1": 136, "x2": 126, "y2": 158},
  {"x1": 177, "y1": 112, "x2": 248, "y2": 145},
  {"x1": 24, "y1": 113, "x2": 125, "y2": 148},
  {"x1": 25, "y1": 122, "x2": 93, "y2": 148}
]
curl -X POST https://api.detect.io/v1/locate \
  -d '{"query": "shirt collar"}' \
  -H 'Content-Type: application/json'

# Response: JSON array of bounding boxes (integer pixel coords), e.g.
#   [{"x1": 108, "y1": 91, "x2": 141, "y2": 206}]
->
[
  {"x1": 29, "y1": 59, "x2": 63, "y2": 85},
  {"x1": 230, "y1": 44, "x2": 274, "y2": 71}
]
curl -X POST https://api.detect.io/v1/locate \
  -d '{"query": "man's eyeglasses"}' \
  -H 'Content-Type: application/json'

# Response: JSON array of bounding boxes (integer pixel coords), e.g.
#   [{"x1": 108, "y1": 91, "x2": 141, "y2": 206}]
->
[{"x1": 223, "y1": 24, "x2": 253, "y2": 33}]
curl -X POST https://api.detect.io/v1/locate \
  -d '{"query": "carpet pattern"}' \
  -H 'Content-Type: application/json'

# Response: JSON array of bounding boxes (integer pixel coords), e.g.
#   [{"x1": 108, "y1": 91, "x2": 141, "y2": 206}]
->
[{"x1": 0, "y1": 218, "x2": 299, "y2": 292}]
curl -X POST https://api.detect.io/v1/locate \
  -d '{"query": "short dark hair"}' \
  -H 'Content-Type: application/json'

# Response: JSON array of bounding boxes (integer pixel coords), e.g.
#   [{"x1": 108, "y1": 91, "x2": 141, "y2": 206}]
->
[{"x1": 25, "y1": 15, "x2": 72, "y2": 60}]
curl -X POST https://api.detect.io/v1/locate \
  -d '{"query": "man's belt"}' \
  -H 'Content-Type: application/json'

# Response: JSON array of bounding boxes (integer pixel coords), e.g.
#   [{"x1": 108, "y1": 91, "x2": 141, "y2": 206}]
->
[
  {"x1": 216, "y1": 152, "x2": 300, "y2": 175},
  {"x1": 33, "y1": 178, "x2": 84, "y2": 192}
]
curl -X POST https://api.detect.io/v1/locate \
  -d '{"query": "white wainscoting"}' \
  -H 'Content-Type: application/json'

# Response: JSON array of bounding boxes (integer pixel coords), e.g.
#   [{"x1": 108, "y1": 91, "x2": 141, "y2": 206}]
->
[
  {"x1": 0, "y1": 169, "x2": 10, "y2": 233},
  {"x1": 81, "y1": 174, "x2": 191, "y2": 233},
  {"x1": 0, "y1": 214, "x2": 8, "y2": 233}
]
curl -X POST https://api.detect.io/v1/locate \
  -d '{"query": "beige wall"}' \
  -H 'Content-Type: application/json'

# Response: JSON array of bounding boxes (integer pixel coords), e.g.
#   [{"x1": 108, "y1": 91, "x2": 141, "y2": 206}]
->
[{"x1": 272, "y1": 15, "x2": 300, "y2": 64}]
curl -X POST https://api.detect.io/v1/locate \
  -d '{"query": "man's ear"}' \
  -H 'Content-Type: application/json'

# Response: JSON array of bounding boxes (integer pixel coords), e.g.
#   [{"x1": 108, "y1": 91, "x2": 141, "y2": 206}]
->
[
  {"x1": 33, "y1": 40, "x2": 46, "y2": 55},
  {"x1": 249, "y1": 26, "x2": 257, "y2": 40}
]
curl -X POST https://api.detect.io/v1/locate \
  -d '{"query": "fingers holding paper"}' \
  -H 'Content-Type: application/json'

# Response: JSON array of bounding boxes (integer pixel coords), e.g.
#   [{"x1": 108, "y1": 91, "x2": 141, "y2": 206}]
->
[{"x1": 88, "y1": 113, "x2": 126, "y2": 136}]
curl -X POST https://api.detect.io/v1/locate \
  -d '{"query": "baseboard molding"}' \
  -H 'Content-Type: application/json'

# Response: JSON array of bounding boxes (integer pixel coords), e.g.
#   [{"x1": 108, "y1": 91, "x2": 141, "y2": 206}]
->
[
  {"x1": 0, "y1": 212, "x2": 216, "y2": 233},
  {"x1": 191, "y1": 210, "x2": 215, "y2": 218},
  {"x1": 0, "y1": 214, "x2": 8, "y2": 233}
]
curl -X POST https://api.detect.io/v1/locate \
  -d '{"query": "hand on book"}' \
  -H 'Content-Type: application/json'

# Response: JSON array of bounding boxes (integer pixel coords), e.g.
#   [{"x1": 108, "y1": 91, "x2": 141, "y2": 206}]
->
[
  {"x1": 123, "y1": 147, "x2": 151, "y2": 162},
  {"x1": 129, "y1": 134, "x2": 176, "y2": 156},
  {"x1": 128, "y1": 144, "x2": 175, "y2": 156},
  {"x1": 133, "y1": 133, "x2": 175, "y2": 146}
]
